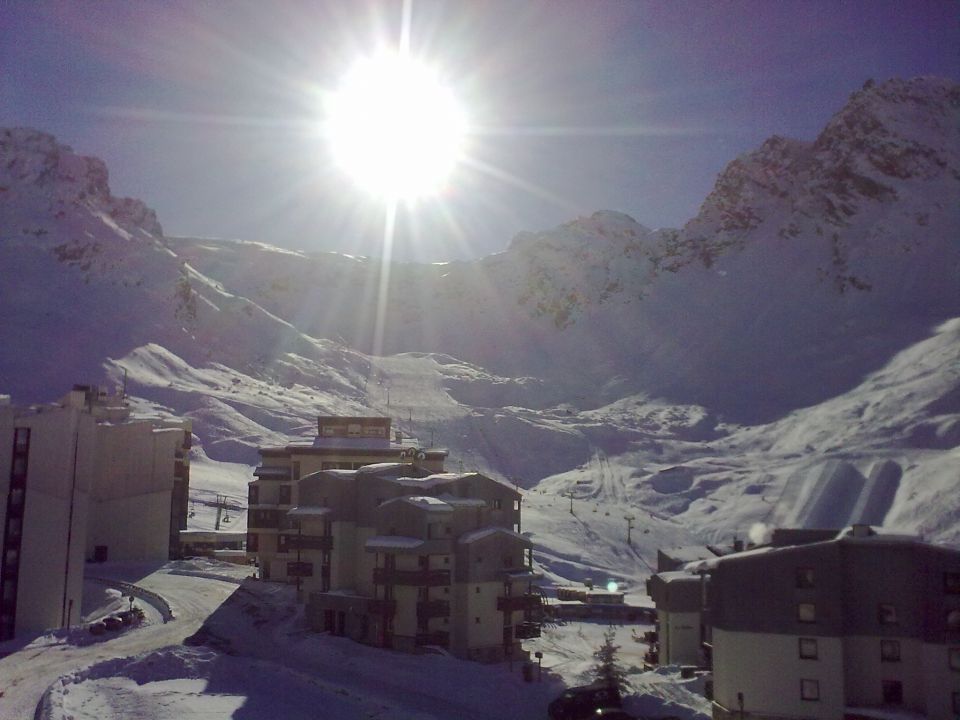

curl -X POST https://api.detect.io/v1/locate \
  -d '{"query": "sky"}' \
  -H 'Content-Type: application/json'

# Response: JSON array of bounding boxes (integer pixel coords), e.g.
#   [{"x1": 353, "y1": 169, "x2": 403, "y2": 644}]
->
[{"x1": 2, "y1": 0, "x2": 958, "y2": 262}]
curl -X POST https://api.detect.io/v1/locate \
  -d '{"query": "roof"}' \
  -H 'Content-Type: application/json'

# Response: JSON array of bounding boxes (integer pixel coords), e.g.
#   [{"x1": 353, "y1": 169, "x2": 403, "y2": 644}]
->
[
  {"x1": 253, "y1": 466, "x2": 290, "y2": 478},
  {"x1": 660, "y1": 546, "x2": 718, "y2": 563},
  {"x1": 286, "y1": 506, "x2": 333, "y2": 518},
  {"x1": 379, "y1": 496, "x2": 454, "y2": 513},
  {"x1": 365, "y1": 536, "x2": 425, "y2": 551},
  {"x1": 459, "y1": 526, "x2": 530, "y2": 545},
  {"x1": 654, "y1": 570, "x2": 702, "y2": 585},
  {"x1": 434, "y1": 493, "x2": 487, "y2": 508}
]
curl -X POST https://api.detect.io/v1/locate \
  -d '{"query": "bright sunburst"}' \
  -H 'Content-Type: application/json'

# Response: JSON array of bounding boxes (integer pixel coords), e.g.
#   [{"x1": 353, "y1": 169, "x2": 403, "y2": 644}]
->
[{"x1": 325, "y1": 51, "x2": 467, "y2": 201}]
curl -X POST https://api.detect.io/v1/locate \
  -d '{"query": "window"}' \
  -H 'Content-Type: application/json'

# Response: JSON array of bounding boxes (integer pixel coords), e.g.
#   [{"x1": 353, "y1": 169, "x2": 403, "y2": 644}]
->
[
  {"x1": 248, "y1": 485, "x2": 259, "y2": 504},
  {"x1": 796, "y1": 567, "x2": 815, "y2": 589},
  {"x1": 881, "y1": 680, "x2": 903, "y2": 704},
  {"x1": 14, "y1": 427, "x2": 30, "y2": 451},
  {"x1": 492, "y1": 499, "x2": 502, "y2": 510},
  {"x1": 418, "y1": 555, "x2": 429, "y2": 569},
  {"x1": 800, "y1": 679, "x2": 819, "y2": 701},
  {"x1": 798, "y1": 603, "x2": 816, "y2": 623},
  {"x1": 949, "y1": 647, "x2": 960, "y2": 671},
  {"x1": 514, "y1": 499, "x2": 521, "y2": 511},
  {"x1": 878, "y1": 604, "x2": 898, "y2": 625},
  {"x1": 443, "y1": 556, "x2": 450, "y2": 565},
  {"x1": 291, "y1": 462, "x2": 300, "y2": 481},
  {"x1": 445, "y1": 525, "x2": 451, "y2": 535},
  {"x1": 278, "y1": 485, "x2": 292, "y2": 505},
  {"x1": 475, "y1": 586, "x2": 481, "y2": 594},
  {"x1": 881, "y1": 639, "x2": 900, "y2": 662},
  {"x1": 474, "y1": 616, "x2": 481, "y2": 624},
  {"x1": 946, "y1": 572, "x2": 960, "y2": 594},
  {"x1": 246, "y1": 532, "x2": 259, "y2": 552},
  {"x1": 798, "y1": 638, "x2": 818, "y2": 659}
]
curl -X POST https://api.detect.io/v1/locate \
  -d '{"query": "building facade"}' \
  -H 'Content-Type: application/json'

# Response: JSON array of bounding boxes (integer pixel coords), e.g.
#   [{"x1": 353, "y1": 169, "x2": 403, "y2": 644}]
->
[
  {"x1": 248, "y1": 417, "x2": 543, "y2": 662},
  {"x1": 707, "y1": 527, "x2": 960, "y2": 720},
  {"x1": 0, "y1": 386, "x2": 191, "y2": 640}
]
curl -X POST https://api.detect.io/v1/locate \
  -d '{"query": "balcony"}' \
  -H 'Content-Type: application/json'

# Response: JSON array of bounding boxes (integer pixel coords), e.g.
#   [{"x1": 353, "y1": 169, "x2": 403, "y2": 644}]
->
[
  {"x1": 284, "y1": 534, "x2": 333, "y2": 551},
  {"x1": 368, "y1": 598, "x2": 397, "y2": 615},
  {"x1": 497, "y1": 593, "x2": 542, "y2": 613},
  {"x1": 414, "y1": 630, "x2": 449, "y2": 647},
  {"x1": 514, "y1": 622, "x2": 541, "y2": 640},
  {"x1": 416, "y1": 600, "x2": 450, "y2": 620},
  {"x1": 373, "y1": 568, "x2": 451, "y2": 586},
  {"x1": 286, "y1": 561, "x2": 313, "y2": 578},
  {"x1": 248, "y1": 509, "x2": 284, "y2": 530}
]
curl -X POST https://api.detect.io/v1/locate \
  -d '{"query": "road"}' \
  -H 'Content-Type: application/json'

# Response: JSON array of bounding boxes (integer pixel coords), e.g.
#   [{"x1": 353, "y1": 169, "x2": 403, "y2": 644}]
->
[{"x1": 0, "y1": 564, "x2": 245, "y2": 720}]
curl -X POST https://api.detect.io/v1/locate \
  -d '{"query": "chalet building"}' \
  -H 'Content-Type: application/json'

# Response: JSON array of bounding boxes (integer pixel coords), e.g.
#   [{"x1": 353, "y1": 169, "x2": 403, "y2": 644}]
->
[
  {"x1": 0, "y1": 386, "x2": 191, "y2": 640},
  {"x1": 248, "y1": 417, "x2": 543, "y2": 662},
  {"x1": 649, "y1": 527, "x2": 960, "y2": 720}
]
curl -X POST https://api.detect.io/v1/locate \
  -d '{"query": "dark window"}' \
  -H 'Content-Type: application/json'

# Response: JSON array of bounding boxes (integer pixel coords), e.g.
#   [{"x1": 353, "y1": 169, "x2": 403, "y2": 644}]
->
[
  {"x1": 881, "y1": 680, "x2": 903, "y2": 704},
  {"x1": 246, "y1": 532, "x2": 259, "y2": 552},
  {"x1": 444, "y1": 525, "x2": 451, "y2": 535},
  {"x1": 946, "y1": 572, "x2": 960, "y2": 594},
  {"x1": 492, "y1": 499, "x2": 502, "y2": 510},
  {"x1": 800, "y1": 679, "x2": 819, "y2": 701},
  {"x1": 475, "y1": 586, "x2": 481, "y2": 594},
  {"x1": 13, "y1": 427, "x2": 30, "y2": 451},
  {"x1": 798, "y1": 603, "x2": 816, "y2": 623},
  {"x1": 799, "y1": 638, "x2": 818, "y2": 659},
  {"x1": 291, "y1": 462, "x2": 300, "y2": 481},
  {"x1": 881, "y1": 639, "x2": 900, "y2": 662},
  {"x1": 949, "y1": 647, "x2": 960, "y2": 671},
  {"x1": 278, "y1": 535, "x2": 290, "y2": 552},
  {"x1": 278, "y1": 485, "x2": 292, "y2": 504},
  {"x1": 796, "y1": 567, "x2": 815, "y2": 589},
  {"x1": 248, "y1": 485, "x2": 259, "y2": 504},
  {"x1": 474, "y1": 616, "x2": 481, "y2": 624},
  {"x1": 878, "y1": 604, "x2": 898, "y2": 625}
]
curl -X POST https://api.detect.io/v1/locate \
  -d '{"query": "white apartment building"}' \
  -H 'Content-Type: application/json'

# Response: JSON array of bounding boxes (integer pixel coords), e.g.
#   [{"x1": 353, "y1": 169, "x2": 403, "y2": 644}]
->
[
  {"x1": 0, "y1": 386, "x2": 190, "y2": 640},
  {"x1": 249, "y1": 417, "x2": 543, "y2": 662},
  {"x1": 704, "y1": 527, "x2": 960, "y2": 720}
]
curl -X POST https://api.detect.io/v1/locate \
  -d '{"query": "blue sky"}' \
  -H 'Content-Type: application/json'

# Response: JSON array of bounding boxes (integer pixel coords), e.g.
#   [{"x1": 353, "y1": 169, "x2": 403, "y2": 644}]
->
[{"x1": 2, "y1": 1, "x2": 958, "y2": 261}]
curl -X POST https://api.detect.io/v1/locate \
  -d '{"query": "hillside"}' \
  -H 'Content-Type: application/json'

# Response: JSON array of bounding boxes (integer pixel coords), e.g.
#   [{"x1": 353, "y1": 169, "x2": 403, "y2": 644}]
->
[{"x1": 1, "y1": 77, "x2": 958, "y2": 555}]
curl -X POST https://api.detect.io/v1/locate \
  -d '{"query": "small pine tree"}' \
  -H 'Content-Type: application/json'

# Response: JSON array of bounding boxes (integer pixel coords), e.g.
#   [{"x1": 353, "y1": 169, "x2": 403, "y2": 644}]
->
[{"x1": 593, "y1": 627, "x2": 628, "y2": 692}]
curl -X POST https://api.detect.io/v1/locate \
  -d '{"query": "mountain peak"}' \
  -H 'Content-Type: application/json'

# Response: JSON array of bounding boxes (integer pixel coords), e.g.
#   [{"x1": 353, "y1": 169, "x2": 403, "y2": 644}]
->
[{"x1": 0, "y1": 127, "x2": 163, "y2": 237}]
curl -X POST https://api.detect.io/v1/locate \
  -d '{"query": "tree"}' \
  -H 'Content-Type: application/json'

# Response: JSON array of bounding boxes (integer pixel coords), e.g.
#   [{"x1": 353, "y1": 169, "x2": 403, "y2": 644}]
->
[{"x1": 593, "y1": 627, "x2": 628, "y2": 692}]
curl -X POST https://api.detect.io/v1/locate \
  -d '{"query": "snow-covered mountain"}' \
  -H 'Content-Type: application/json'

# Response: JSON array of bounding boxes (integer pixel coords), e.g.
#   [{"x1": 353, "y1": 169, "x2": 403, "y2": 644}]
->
[{"x1": 1, "y1": 77, "x2": 957, "y2": 551}]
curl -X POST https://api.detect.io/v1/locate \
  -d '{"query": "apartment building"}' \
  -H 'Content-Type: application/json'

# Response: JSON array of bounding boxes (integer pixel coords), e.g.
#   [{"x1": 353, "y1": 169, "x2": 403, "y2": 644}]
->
[
  {"x1": 247, "y1": 416, "x2": 446, "y2": 582},
  {"x1": 248, "y1": 417, "x2": 543, "y2": 662},
  {"x1": 0, "y1": 386, "x2": 191, "y2": 640},
  {"x1": 705, "y1": 526, "x2": 960, "y2": 720}
]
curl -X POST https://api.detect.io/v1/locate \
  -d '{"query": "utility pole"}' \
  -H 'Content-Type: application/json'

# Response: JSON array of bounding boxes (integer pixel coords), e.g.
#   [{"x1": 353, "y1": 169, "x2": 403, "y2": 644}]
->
[
  {"x1": 625, "y1": 514, "x2": 636, "y2": 545},
  {"x1": 565, "y1": 491, "x2": 574, "y2": 514}
]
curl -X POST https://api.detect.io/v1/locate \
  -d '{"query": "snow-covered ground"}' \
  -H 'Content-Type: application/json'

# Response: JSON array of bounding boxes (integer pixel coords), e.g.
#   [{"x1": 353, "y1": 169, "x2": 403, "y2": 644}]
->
[{"x1": 22, "y1": 562, "x2": 709, "y2": 720}]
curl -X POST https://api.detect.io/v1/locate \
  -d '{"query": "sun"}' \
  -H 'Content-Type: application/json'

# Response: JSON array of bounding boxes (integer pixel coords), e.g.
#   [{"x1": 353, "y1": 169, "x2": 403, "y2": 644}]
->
[{"x1": 325, "y1": 52, "x2": 467, "y2": 201}]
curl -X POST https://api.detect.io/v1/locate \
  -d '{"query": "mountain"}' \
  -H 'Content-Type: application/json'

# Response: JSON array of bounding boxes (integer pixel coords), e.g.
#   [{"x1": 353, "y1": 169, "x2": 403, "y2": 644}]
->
[{"x1": 1, "y1": 77, "x2": 957, "y2": 548}]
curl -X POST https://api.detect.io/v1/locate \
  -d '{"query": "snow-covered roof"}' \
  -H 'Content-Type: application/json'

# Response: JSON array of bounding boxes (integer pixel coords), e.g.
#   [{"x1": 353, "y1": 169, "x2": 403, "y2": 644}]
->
[
  {"x1": 286, "y1": 506, "x2": 332, "y2": 518},
  {"x1": 388, "y1": 475, "x2": 455, "y2": 490},
  {"x1": 253, "y1": 466, "x2": 290, "y2": 478},
  {"x1": 365, "y1": 536, "x2": 425, "y2": 551},
  {"x1": 459, "y1": 527, "x2": 529, "y2": 545},
  {"x1": 379, "y1": 496, "x2": 454, "y2": 512},
  {"x1": 659, "y1": 546, "x2": 717, "y2": 563},
  {"x1": 434, "y1": 493, "x2": 487, "y2": 508},
  {"x1": 654, "y1": 570, "x2": 702, "y2": 584}
]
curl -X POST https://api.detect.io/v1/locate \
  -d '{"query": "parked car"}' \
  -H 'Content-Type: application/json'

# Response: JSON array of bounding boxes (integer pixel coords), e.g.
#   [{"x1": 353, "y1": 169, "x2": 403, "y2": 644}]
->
[
  {"x1": 548, "y1": 682, "x2": 622, "y2": 720},
  {"x1": 592, "y1": 710, "x2": 636, "y2": 720},
  {"x1": 102, "y1": 615, "x2": 123, "y2": 631}
]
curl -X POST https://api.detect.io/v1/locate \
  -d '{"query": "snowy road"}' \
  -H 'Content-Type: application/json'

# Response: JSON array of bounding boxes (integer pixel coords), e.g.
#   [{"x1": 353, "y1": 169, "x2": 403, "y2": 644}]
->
[{"x1": 0, "y1": 563, "x2": 246, "y2": 720}]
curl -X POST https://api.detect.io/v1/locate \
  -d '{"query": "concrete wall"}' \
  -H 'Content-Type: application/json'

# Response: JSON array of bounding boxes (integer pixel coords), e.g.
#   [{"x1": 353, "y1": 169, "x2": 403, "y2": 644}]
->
[
  {"x1": 661, "y1": 610, "x2": 701, "y2": 666},
  {"x1": 712, "y1": 628, "x2": 845, "y2": 719}
]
